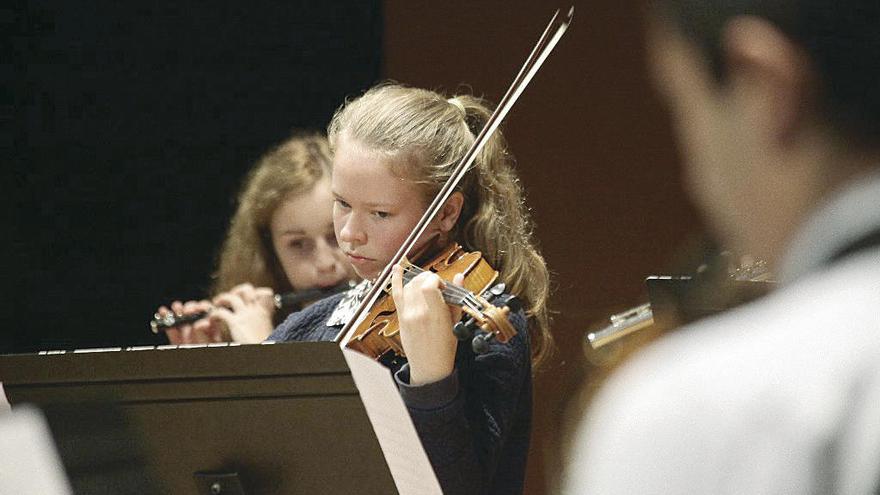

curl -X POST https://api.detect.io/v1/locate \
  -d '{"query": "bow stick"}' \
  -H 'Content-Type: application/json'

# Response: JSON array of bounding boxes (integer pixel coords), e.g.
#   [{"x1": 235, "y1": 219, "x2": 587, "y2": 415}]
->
[{"x1": 337, "y1": 6, "x2": 574, "y2": 347}]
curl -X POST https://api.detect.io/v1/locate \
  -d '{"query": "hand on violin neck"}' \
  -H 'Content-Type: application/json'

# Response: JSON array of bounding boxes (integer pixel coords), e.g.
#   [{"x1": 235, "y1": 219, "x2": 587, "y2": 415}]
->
[{"x1": 391, "y1": 264, "x2": 463, "y2": 386}]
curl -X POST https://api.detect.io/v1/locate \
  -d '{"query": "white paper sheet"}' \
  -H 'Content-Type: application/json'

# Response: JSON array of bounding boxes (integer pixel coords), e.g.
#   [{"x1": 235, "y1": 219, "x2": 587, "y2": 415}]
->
[
  {"x1": 0, "y1": 405, "x2": 73, "y2": 494},
  {"x1": 341, "y1": 348, "x2": 443, "y2": 495},
  {"x1": 0, "y1": 382, "x2": 10, "y2": 413}
]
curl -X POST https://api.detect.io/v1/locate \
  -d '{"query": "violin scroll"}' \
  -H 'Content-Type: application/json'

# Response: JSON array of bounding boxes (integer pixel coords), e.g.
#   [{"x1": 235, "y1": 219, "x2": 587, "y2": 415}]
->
[{"x1": 453, "y1": 283, "x2": 521, "y2": 354}]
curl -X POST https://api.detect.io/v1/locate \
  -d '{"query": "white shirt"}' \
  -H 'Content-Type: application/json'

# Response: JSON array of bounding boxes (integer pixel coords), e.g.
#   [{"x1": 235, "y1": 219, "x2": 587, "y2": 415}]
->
[{"x1": 565, "y1": 173, "x2": 880, "y2": 494}]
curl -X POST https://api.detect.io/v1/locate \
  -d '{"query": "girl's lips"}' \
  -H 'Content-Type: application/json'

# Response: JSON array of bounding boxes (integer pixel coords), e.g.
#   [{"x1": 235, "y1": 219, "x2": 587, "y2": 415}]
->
[{"x1": 346, "y1": 252, "x2": 374, "y2": 265}]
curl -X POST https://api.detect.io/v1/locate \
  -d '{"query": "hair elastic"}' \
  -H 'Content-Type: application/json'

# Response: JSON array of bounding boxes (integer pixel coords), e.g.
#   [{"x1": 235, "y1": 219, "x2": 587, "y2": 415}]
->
[{"x1": 447, "y1": 97, "x2": 467, "y2": 116}]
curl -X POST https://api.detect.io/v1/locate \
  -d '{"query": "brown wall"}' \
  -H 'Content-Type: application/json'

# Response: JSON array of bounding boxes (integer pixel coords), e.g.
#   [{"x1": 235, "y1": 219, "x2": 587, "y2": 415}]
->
[{"x1": 383, "y1": 1, "x2": 703, "y2": 492}]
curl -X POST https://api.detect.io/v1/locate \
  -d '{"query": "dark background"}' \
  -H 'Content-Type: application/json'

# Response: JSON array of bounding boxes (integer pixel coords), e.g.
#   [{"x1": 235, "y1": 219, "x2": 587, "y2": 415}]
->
[
  {"x1": 6, "y1": 1, "x2": 383, "y2": 351},
  {"x1": 6, "y1": 1, "x2": 705, "y2": 493}
]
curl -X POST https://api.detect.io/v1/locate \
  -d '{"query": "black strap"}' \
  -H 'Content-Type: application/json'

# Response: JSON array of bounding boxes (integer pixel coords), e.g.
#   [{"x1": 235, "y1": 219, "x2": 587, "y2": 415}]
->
[{"x1": 830, "y1": 228, "x2": 880, "y2": 262}]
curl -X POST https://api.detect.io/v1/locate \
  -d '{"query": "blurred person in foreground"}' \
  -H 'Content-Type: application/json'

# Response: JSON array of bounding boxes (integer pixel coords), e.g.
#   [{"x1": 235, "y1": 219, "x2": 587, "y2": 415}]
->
[{"x1": 565, "y1": 1, "x2": 880, "y2": 493}]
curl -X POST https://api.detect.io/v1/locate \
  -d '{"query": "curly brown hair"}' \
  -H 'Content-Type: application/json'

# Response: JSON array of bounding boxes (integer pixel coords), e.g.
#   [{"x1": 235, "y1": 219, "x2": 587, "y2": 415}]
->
[
  {"x1": 328, "y1": 83, "x2": 553, "y2": 368},
  {"x1": 211, "y1": 132, "x2": 332, "y2": 296}
]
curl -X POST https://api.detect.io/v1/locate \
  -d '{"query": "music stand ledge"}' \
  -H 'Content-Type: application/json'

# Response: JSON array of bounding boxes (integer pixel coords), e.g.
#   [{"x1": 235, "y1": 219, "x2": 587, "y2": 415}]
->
[{"x1": 0, "y1": 342, "x2": 398, "y2": 494}]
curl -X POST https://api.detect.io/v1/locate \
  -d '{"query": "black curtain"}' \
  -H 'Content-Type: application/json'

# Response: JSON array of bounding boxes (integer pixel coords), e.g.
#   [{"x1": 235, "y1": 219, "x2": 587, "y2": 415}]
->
[{"x1": 5, "y1": 1, "x2": 383, "y2": 352}]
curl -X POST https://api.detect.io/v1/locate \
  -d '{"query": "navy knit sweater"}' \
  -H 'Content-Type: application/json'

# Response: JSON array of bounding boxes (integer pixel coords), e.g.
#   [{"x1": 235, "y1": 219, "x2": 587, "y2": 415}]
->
[{"x1": 268, "y1": 292, "x2": 532, "y2": 495}]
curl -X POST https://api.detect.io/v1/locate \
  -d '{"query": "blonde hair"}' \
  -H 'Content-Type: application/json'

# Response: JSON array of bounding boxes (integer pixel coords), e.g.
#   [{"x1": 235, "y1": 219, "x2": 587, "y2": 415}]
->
[
  {"x1": 328, "y1": 83, "x2": 553, "y2": 368},
  {"x1": 211, "y1": 132, "x2": 332, "y2": 295}
]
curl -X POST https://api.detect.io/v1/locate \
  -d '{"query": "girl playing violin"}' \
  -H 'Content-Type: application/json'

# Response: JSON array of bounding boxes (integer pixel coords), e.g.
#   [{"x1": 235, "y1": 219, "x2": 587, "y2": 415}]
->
[
  {"x1": 267, "y1": 84, "x2": 552, "y2": 495},
  {"x1": 159, "y1": 132, "x2": 356, "y2": 344}
]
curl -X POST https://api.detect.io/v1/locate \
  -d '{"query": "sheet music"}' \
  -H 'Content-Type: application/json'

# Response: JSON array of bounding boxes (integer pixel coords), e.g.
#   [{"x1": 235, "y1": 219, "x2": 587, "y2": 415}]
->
[
  {"x1": 0, "y1": 382, "x2": 10, "y2": 413},
  {"x1": 341, "y1": 348, "x2": 443, "y2": 495},
  {"x1": 0, "y1": 406, "x2": 73, "y2": 494}
]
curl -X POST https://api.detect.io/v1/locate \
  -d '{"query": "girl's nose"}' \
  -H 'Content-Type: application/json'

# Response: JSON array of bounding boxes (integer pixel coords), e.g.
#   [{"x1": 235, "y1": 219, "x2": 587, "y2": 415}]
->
[
  {"x1": 314, "y1": 239, "x2": 341, "y2": 273},
  {"x1": 337, "y1": 214, "x2": 366, "y2": 246}
]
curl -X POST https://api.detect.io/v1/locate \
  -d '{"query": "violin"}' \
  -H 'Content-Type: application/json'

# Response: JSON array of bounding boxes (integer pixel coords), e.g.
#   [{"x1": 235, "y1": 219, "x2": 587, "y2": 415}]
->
[
  {"x1": 344, "y1": 243, "x2": 521, "y2": 362},
  {"x1": 150, "y1": 281, "x2": 355, "y2": 334},
  {"x1": 336, "y1": 7, "x2": 573, "y2": 361}
]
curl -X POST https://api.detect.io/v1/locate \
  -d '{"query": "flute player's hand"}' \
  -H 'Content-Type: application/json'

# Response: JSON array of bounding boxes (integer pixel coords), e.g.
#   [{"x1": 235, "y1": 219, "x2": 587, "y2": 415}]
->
[
  {"x1": 159, "y1": 299, "x2": 223, "y2": 344},
  {"x1": 206, "y1": 283, "x2": 276, "y2": 343}
]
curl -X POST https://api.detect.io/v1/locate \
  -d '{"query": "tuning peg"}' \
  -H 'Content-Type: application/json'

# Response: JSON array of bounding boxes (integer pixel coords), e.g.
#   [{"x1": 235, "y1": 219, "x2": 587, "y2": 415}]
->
[
  {"x1": 494, "y1": 294, "x2": 522, "y2": 313},
  {"x1": 482, "y1": 283, "x2": 506, "y2": 300},
  {"x1": 472, "y1": 332, "x2": 495, "y2": 354},
  {"x1": 453, "y1": 317, "x2": 477, "y2": 341}
]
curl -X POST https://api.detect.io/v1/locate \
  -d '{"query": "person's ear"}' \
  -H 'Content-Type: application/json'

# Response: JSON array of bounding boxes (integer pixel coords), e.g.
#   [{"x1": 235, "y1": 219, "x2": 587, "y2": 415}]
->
[
  {"x1": 437, "y1": 191, "x2": 464, "y2": 233},
  {"x1": 721, "y1": 16, "x2": 814, "y2": 145}
]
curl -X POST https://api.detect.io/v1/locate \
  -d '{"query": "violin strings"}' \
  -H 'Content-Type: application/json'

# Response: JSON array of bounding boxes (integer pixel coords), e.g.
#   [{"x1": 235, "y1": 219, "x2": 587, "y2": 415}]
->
[
  {"x1": 399, "y1": 264, "x2": 485, "y2": 313},
  {"x1": 400, "y1": 265, "x2": 472, "y2": 300},
  {"x1": 400, "y1": 264, "x2": 472, "y2": 299}
]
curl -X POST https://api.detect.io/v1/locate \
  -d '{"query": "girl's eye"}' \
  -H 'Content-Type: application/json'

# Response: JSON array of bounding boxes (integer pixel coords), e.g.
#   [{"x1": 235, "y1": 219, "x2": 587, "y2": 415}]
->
[
  {"x1": 289, "y1": 239, "x2": 314, "y2": 253},
  {"x1": 335, "y1": 198, "x2": 351, "y2": 209},
  {"x1": 374, "y1": 211, "x2": 389, "y2": 219}
]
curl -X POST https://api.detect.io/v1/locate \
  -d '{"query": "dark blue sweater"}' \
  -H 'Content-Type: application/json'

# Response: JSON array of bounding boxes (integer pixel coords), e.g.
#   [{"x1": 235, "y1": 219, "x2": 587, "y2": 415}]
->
[{"x1": 268, "y1": 292, "x2": 532, "y2": 495}]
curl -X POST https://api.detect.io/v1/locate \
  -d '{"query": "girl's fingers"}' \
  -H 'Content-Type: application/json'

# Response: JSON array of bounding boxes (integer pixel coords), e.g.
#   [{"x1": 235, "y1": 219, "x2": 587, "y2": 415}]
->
[
  {"x1": 416, "y1": 271, "x2": 445, "y2": 308},
  {"x1": 207, "y1": 308, "x2": 237, "y2": 342},
  {"x1": 213, "y1": 292, "x2": 246, "y2": 313},
  {"x1": 165, "y1": 328, "x2": 182, "y2": 344},
  {"x1": 450, "y1": 273, "x2": 465, "y2": 322},
  {"x1": 423, "y1": 271, "x2": 443, "y2": 290},
  {"x1": 178, "y1": 324, "x2": 193, "y2": 343},
  {"x1": 194, "y1": 319, "x2": 223, "y2": 343},
  {"x1": 208, "y1": 306, "x2": 234, "y2": 323},
  {"x1": 390, "y1": 264, "x2": 406, "y2": 314},
  {"x1": 232, "y1": 283, "x2": 257, "y2": 303},
  {"x1": 192, "y1": 318, "x2": 212, "y2": 334},
  {"x1": 182, "y1": 300, "x2": 204, "y2": 315},
  {"x1": 254, "y1": 287, "x2": 276, "y2": 310}
]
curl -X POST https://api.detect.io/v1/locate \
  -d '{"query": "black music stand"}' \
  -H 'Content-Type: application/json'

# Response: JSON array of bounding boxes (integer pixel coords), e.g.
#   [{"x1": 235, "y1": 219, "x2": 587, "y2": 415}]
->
[{"x1": 0, "y1": 342, "x2": 397, "y2": 494}]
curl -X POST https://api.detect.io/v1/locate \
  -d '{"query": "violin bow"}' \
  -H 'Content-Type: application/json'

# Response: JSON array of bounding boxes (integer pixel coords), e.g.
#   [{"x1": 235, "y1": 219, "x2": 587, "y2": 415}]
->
[{"x1": 336, "y1": 6, "x2": 574, "y2": 346}]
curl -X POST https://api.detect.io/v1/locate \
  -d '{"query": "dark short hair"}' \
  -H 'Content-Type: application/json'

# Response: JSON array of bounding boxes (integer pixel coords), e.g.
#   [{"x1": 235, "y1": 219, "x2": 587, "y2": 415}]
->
[{"x1": 651, "y1": 0, "x2": 880, "y2": 147}]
